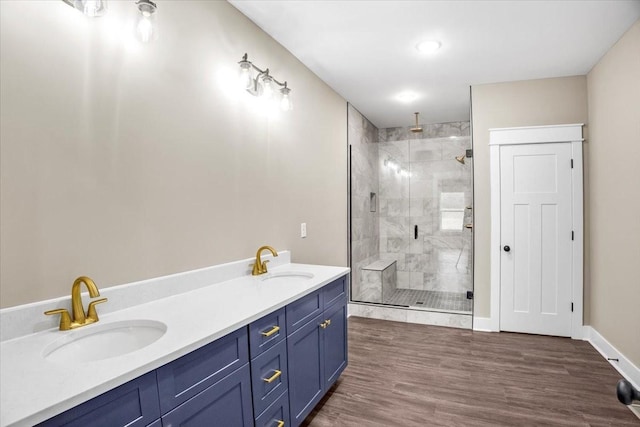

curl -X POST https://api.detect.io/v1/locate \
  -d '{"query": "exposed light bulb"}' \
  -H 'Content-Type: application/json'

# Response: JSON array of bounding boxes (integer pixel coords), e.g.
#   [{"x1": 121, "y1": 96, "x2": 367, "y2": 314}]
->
[
  {"x1": 72, "y1": 0, "x2": 107, "y2": 17},
  {"x1": 261, "y1": 74, "x2": 274, "y2": 99},
  {"x1": 239, "y1": 62, "x2": 253, "y2": 90},
  {"x1": 135, "y1": 0, "x2": 157, "y2": 43},
  {"x1": 280, "y1": 86, "x2": 292, "y2": 111},
  {"x1": 137, "y1": 17, "x2": 153, "y2": 43}
]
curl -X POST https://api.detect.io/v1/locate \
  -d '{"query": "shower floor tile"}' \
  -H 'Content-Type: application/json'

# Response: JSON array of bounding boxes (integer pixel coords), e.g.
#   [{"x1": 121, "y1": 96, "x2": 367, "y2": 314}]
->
[{"x1": 385, "y1": 289, "x2": 472, "y2": 313}]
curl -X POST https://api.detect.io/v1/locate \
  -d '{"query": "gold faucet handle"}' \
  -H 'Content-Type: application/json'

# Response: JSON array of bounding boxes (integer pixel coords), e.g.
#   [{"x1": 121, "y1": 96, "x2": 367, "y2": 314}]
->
[
  {"x1": 260, "y1": 260, "x2": 269, "y2": 274},
  {"x1": 87, "y1": 298, "x2": 108, "y2": 322},
  {"x1": 252, "y1": 259, "x2": 270, "y2": 275},
  {"x1": 45, "y1": 308, "x2": 72, "y2": 331}
]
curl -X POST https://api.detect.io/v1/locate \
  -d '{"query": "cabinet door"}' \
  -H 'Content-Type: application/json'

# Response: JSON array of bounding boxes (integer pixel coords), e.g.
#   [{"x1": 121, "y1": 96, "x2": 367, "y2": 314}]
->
[
  {"x1": 322, "y1": 300, "x2": 348, "y2": 388},
  {"x1": 36, "y1": 371, "x2": 160, "y2": 427},
  {"x1": 157, "y1": 328, "x2": 249, "y2": 414},
  {"x1": 286, "y1": 314, "x2": 324, "y2": 427},
  {"x1": 161, "y1": 364, "x2": 253, "y2": 427}
]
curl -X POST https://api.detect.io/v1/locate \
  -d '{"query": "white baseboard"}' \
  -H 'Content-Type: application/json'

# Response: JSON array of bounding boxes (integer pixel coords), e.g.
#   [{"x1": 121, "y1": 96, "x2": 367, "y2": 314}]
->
[
  {"x1": 584, "y1": 325, "x2": 640, "y2": 390},
  {"x1": 473, "y1": 316, "x2": 496, "y2": 332}
]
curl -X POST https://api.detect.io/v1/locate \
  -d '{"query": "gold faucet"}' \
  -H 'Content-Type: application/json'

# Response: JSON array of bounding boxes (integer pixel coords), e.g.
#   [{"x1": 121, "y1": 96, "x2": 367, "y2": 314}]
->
[
  {"x1": 45, "y1": 276, "x2": 108, "y2": 331},
  {"x1": 252, "y1": 245, "x2": 278, "y2": 275}
]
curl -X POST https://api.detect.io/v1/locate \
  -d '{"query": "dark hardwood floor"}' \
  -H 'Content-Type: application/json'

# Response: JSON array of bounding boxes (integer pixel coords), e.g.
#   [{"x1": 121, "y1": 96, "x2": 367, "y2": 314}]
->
[{"x1": 303, "y1": 316, "x2": 638, "y2": 426}]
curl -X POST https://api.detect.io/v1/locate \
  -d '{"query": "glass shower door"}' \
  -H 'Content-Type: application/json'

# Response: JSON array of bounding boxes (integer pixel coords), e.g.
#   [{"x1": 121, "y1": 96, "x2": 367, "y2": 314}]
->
[
  {"x1": 348, "y1": 106, "x2": 473, "y2": 317},
  {"x1": 398, "y1": 137, "x2": 473, "y2": 313}
]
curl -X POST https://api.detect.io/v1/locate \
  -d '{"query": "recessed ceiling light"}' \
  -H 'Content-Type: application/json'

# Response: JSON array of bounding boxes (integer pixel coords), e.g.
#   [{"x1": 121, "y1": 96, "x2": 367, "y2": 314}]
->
[
  {"x1": 396, "y1": 92, "x2": 418, "y2": 103},
  {"x1": 416, "y1": 40, "x2": 441, "y2": 53}
]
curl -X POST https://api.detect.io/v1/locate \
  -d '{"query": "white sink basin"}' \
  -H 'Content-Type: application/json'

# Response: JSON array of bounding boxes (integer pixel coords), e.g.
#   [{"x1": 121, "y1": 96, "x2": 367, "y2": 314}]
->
[
  {"x1": 261, "y1": 271, "x2": 315, "y2": 282},
  {"x1": 43, "y1": 319, "x2": 167, "y2": 363}
]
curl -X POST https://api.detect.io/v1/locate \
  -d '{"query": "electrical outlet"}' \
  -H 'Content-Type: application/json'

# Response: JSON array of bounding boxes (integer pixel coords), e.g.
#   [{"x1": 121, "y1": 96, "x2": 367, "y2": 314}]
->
[{"x1": 301, "y1": 223, "x2": 307, "y2": 238}]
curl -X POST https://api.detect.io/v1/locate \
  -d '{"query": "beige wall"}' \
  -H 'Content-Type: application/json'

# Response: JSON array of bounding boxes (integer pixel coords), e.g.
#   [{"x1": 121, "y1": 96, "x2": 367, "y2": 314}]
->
[
  {"x1": 0, "y1": 1, "x2": 348, "y2": 308},
  {"x1": 587, "y1": 20, "x2": 640, "y2": 365},
  {"x1": 471, "y1": 76, "x2": 588, "y2": 318}
]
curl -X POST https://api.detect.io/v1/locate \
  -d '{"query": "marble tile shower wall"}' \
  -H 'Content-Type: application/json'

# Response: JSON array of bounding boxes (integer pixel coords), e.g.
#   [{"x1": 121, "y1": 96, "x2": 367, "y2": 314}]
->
[
  {"x1": 348, "y1": 104, "x2": 380, "y2": 301},
  {"x1": 378, "y1": 122, "x2": 472, "y2": 294}
]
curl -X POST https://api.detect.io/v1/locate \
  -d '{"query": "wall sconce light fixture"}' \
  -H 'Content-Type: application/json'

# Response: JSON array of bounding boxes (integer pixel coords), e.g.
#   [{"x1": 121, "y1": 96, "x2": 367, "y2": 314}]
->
[
  {"x1": 135, "y1": 0, "x2": 158, "y2": 43},
  {"x1": 62, "y1": 0, "x2": 108, "y2": 17},
  {"x1": 238, "y1": 53, "x2": 292, "y2": 111}
]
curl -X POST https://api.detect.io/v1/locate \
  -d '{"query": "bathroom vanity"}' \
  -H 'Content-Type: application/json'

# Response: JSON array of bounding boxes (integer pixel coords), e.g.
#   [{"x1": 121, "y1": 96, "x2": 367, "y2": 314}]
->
[{"x1": 0, "y1": 252, "x2": 349, "y2": 427}]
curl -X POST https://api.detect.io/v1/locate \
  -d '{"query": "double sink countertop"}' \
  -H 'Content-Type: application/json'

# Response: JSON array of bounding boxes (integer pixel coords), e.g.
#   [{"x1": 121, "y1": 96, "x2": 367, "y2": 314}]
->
[{"x1": 0, "y1": 251, "x2": 349, "y2": 427}]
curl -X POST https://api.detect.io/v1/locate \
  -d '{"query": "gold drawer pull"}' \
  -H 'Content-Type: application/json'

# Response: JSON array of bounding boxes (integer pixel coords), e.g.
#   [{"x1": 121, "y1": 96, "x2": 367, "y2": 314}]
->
[
  {"x1": 325, "y1": 319, "x2": 331, "y2": 326},
  {"x1": 276, "y1": 421, "x2": 285, "y2": 427},
  {"x1": 263, "y1": 369, "x2": 282, "y2": 384},
  {"x1": 320, "y1": 319, "x2": 332, "y2": 329},
  {"x1": 261, "y1": 325, "x2": 280, "y2": 337}
]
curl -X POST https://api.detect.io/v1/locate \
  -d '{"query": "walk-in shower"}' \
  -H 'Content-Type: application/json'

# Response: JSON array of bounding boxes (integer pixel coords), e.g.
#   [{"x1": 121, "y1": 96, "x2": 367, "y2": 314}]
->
[{"x1": 348, "y1": 104, "x2": 473, "y2": 325}]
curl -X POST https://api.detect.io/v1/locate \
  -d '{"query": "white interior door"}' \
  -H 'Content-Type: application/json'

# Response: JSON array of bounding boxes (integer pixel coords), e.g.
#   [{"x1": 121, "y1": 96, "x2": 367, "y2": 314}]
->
[{"x1": 499, "y1": 142, "x2": 573, "y2": 336}]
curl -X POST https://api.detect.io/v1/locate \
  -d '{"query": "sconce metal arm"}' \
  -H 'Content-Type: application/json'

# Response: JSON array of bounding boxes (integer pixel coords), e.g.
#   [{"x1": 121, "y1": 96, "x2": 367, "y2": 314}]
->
[{"x1": 239, "y1": 53, "x2": 290, "y2": 90}]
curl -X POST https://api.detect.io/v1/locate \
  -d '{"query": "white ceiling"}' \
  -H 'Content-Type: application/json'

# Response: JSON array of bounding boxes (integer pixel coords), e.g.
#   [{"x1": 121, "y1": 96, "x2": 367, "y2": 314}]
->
[{"x1": 229, "y1": 0, "x2": 640, "y2": 129}]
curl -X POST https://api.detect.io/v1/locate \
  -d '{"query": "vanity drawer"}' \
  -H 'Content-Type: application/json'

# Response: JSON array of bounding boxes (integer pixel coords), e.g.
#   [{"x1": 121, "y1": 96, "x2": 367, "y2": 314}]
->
[
  {"x1": 286, "y1": 289, "x2": 323, "y2": 334},
  {"x1": 249, "y1": 307, "x2": 286, "y2": 359},
  {"x1": 156, "y1": 327, "x2": 249, "y2": 414},
  {"x1": 254, "y1": 389, "x2": 290, "y2": 427},
  {"x1": 161, "y1": 363, "x2": 253, "y2": 427},
  {"x1": 251, "y1": 339, "x2": 288, "y2": 418},
  {"x1": 36, "y1": 371, "x2": 160, "y2": 427},
  {"x1": 323, "y1": 276, "x2": 347, "y2": 309}
]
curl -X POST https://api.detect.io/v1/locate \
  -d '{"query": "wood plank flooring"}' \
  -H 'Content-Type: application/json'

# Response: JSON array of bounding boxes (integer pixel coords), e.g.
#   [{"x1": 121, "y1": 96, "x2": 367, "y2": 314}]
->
[{"x1": 303, "y1": 316, "x2": 638, "y2": 426}]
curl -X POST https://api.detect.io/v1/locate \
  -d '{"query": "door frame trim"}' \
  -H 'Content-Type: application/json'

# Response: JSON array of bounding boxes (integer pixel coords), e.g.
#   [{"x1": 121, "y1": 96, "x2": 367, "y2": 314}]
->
[{"x1": 488, "y1": 124, "x2": 584, "y2": 339}]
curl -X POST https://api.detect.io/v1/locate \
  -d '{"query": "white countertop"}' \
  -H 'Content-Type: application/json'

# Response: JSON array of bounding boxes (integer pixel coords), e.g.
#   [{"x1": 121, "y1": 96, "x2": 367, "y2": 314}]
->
[{"x1": 0, "y1": 258, "x2": 349, "y2": 427}]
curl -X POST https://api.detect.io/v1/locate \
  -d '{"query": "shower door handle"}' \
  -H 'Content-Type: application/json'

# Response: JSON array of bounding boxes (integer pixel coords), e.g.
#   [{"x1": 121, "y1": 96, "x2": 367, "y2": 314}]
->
[{"x1": 414, "y1": 225, "x2": 418, "y2": 240}]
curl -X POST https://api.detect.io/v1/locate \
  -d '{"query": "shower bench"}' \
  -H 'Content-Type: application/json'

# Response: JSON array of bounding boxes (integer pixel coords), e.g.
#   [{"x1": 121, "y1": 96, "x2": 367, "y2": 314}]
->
[{"x1": 361, "y1": 259, "x2": 397, "y2": 303}]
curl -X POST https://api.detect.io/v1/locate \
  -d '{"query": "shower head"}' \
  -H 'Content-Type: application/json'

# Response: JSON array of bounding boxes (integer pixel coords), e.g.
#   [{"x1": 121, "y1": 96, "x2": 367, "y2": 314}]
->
[
  {"x1": 455, "y1": 155, "x2": 465, "y2": 164},
  {"x1": 410, "y1": 112, "x2": 423, "y2": 133}
]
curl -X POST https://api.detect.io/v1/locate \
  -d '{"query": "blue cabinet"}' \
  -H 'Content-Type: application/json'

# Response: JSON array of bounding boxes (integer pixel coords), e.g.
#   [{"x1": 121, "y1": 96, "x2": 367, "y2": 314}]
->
[
  {"x1": 249, "y1": 306, "x2": 290, "y2": 426},
  {"x1": 36, "y1": 371, "x2": 160, "y2": 427},
  {"x1": 254, "y1": 390, "x2": 290, "y2": 427},
  {"x1": 37, "y1": 274, "x2": 348, "y2": 427},
  {"x1": 249, "y1": 307, "x2": 286, "y2": 359},
  {"x1": 161, "y1": 364, "x2": 253, "y2": 427},
  {"x1": 250, "y1": 339, "x2": 289, "y2": 418},
  {"x1": 286, "y1": 289, "x2": 323, "y2": 332},
  {"x1": 287, "y1": 313, "x2": 325, "y2": 425},
  {"x1": 156, "y1": 328, "x2": 249, "y2": 415},
  {"x1": 157, "y1": 328, "x2": 252, "y2": 427},
  {"x1": 287, "y1": 276, "x2": 348, "y2": 427},
  {"x1": 323, "y1": 299, "x2": 348, "y2": 388}
]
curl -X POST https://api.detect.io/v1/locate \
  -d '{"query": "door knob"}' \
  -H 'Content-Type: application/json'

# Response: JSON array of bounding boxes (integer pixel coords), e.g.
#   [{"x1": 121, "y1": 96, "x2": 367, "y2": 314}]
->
[{"x1": 503, "y1": 245, "x2": 511, "y2": 252}]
